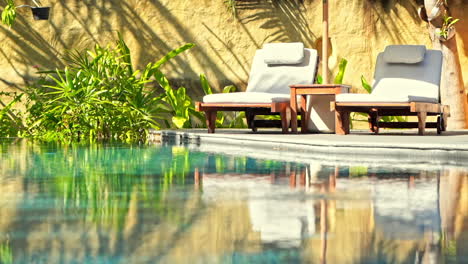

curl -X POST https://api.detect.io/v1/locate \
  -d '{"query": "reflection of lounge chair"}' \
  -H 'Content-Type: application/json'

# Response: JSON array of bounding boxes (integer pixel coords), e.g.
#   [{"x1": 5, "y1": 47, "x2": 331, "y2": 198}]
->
[
  {"x1": 196, "y1": 42, "x2": 319, "y2": 133},
  {"x1": 331, "y1": 45, "x2": 450, "y2": 135}
]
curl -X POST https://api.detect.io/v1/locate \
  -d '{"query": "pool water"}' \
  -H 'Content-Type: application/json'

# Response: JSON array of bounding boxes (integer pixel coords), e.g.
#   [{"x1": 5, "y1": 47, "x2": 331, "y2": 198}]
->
[{"x1": 0, "y1": 140, "x2": 467, "y2": 264}]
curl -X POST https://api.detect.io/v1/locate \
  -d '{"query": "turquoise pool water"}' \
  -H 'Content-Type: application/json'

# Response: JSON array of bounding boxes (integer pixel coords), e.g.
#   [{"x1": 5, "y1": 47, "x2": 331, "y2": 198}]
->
[{"x1": 0, "y1": 140, "x2": 467, "y2": 264}]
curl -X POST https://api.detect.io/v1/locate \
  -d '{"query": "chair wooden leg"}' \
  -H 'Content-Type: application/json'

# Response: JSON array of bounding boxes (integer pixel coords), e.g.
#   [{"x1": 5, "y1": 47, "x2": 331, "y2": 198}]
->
[
  {"x1": 291, "y1": 106, "x2": 298, "y2": 133},
  {"x1": 417, "y1": 111, "x2": 427, "y2": 135},
  {"x1": 368, "y1": 110, "x2": 380, "y2": 134},
  {"x1": 280, "y1": 106, "x2": 291, "y2": 134},
  {"x1": 246, "y1": 111, "x2": 257, "y2": 132},
  {"x1": 344, "y1": 111, "x2": 350, "y2": 134},
  {"x1": 205, "y1": 111, "x2": 217, "y2": 133},
  {"x1": 368, "y1": 112, "x2": 378, "y2": 133},
  {"x1": 300, "y1": 95, "x2": 308, "y2": 133},
  {"x1": 437, "y1": 116, "x2": 442, "y2": 135},
  {"x1": 373, "y1": 117, "x2": 380, "y2": 135},
  {"x1": 335, "y1": 110, "x2": 349, "y2": 135},
  {"x1": 291, "y1": 89, "x2": 298, "y2": 133}
]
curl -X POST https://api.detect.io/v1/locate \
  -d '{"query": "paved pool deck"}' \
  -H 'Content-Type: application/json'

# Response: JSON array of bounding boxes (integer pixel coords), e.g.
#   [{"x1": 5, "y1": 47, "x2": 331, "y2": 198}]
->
[{"x1": 151, "y1": 129, "x2": 468, "y2": 167}]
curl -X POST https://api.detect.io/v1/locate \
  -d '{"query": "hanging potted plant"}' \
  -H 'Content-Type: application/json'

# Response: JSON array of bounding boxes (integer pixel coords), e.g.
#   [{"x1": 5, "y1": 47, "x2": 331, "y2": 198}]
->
[
  {"x1": 1, "y1": 0, "x2": 50, "y2": 27},
  {"x1": 435, "y1": 14, "x2": 459, "y2": 41}
]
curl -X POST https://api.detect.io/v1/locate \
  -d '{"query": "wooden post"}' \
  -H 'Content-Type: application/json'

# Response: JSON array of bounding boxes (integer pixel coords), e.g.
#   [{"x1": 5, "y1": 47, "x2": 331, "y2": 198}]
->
[{"x1": 322, "y1": 0, "x2": 329, "y2": 84}]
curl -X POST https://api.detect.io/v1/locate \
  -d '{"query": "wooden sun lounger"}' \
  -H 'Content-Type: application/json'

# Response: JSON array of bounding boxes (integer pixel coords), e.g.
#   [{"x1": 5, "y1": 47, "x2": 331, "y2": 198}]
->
[
  {"x1": 331, "y1": 102, "x2": 450, "y2": 135},
  {"x1": 195, "y1": 45, "x2": 319, "y2": 134}
]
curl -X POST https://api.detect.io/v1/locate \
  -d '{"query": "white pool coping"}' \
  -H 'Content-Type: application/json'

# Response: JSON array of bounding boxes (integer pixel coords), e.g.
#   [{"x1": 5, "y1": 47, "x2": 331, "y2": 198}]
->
[{"x1": 151, "y1": 129, "x2": 468, "y2": 167}]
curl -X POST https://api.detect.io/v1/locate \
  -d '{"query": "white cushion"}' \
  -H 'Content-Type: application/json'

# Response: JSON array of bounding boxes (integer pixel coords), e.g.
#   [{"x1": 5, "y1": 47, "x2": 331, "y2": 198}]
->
[
  {"x1": 372, "y1": 78, "x2": 439, "y2": 103},
  {"x1": 336, "y1": 47, "x2": 442, "y2": 105},
  {"x1": 203, "y1": 92, "x2": 290, "y2": 104},
  {"x1": 263, "y1": 42, "x2": 305, "y2": 65},
  {"x1": 383, "y1": 45, "x2": 426, "y2": 64},
  {"x1": 246, "y1": 48, "x2": 318, "y2": 94},
  {"x1": 336, "y1": 93, "x2": 437, "y2": 103}
]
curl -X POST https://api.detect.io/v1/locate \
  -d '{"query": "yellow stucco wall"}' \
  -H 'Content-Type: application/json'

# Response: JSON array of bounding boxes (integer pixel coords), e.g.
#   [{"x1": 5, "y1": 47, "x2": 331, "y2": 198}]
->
[{"x1": 1, "y1": 0, "x2": 467, "y2": 98}]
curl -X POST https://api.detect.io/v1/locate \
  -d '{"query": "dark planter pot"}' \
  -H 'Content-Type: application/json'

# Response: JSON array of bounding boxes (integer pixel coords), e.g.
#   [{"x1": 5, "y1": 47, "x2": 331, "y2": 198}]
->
[{"x1": 31, "y1": 7, "x2": 50, "y2": 20}]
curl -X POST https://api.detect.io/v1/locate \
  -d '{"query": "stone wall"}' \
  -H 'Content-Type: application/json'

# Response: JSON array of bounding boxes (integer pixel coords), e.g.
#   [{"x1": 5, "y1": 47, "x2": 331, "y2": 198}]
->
[{"x1": 1, "y1": 0, "x2": 468, "y2": 100}]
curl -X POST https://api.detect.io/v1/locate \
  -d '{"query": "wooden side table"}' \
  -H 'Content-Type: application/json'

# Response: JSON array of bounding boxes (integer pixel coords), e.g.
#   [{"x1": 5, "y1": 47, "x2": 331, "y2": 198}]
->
[{"x1": 289, "y1": 84, "x2": 351, "y2": 133}]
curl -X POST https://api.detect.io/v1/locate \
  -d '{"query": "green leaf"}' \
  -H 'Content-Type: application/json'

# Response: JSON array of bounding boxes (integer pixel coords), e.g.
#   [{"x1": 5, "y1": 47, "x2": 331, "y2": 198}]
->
[
  {"x1": 361, "y1": 75, "x2": 372, "y2": 93},
  {"x1": 172, "y1": 116, "x2": 188, "y2": 129},
  {"x1": 153, "y1": 43, "x2": 196, "y2": 69},
  {"x1": 448, "y1": 18, "x2": 460, "y2": 27},
  {"x1": 316, "y1": 74, "x2": 323, "y2": 84},
  {"x1": 0, "y1": 94, "x2": 22, "y2": 120},
  {"x1": 117, "y1": 32, "x2": 133, "y2": 74},
  {"x1": 222, "y1": 85, "x2": 236, "y2": 93},
  {"x1": 200, "y1": 74, "x2": 212, "y2": 95},
  {"x1": 334, "y1": 58, "x2": 348, "y2": 84},
  {"x1": 188, "y1": 108, "x2": 206, "y2": 123}
]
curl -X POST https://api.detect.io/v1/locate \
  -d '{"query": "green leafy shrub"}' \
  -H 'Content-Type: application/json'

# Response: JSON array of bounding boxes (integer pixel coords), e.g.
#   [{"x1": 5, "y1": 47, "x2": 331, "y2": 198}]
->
[
  {"x1": 153, "y1": 59, "x2": 206, "y2": 129},
  {"x1": 24, "y1": 34, "x2": 196, "y2": 141}
]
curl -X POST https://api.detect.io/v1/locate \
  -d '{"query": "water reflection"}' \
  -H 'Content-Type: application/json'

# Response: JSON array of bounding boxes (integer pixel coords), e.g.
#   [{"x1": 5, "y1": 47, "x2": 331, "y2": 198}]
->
[
  {"x1": 0, "y1": 140, "x2": 466, "y2": 263},
  {"x1": 195, "y1": 162, "x2": 468, "y2": 264}
]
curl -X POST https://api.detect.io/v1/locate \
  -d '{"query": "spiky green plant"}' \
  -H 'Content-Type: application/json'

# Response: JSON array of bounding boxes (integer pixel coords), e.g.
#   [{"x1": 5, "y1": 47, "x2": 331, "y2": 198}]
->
[{"x1": 24, "y1": 34, "x2": 196, "y2": 141}]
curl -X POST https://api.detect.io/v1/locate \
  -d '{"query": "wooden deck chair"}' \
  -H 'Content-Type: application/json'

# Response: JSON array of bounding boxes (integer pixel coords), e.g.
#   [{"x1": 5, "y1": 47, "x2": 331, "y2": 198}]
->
[
  {"x1": 196, "y1": 42, "x2": 319, "y2": 133},
  {"x1": 331, "y1": 45, "x2": 450, "y2": 135}
]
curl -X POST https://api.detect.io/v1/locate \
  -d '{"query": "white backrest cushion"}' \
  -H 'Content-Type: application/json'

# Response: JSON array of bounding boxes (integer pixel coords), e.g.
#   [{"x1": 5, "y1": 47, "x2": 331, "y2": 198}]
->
[
  {"x1": 383, "y1": 45, "x2": 426, "y2": 64},
  {"x1": 371, "y1": 79, "x2": 439, "y2": 103},
  {"x1": 371, "y1": 49, "x2": 443, "y2": 102},
  {"x1": 246, "y1": 48, "x2": 318, "y2": 94},
  {"x1": 263, "y1": 42, "x2": 305, "y2": 65}
]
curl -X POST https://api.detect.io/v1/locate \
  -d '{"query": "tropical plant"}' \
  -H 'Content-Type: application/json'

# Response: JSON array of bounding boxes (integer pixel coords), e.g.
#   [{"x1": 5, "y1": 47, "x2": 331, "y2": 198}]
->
[
  {"x1": 316, "y1": 58, "x2": 348, "y2": 85},
  {"x1": 24, "y1": 34, "x2": 195, "y2": 141},
  {"x1": 0, "y1": 92, "x2": 24, "y2": 137},
  {"x1": 438, "y1": 14, "x2": 459, "y2": 40},
  {"x1": 1, "y1": 0, "x2": 16, "y2": 27},
  {"x1": 153, "y1": 53, "x2": 207, "y2": 129}
]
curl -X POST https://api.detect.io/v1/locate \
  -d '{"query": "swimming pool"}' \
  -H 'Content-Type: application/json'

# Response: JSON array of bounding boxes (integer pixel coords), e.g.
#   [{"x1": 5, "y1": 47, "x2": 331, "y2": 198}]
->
[{"x1": 0, "y1": 140, "x2": 467, "y2": 263}]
